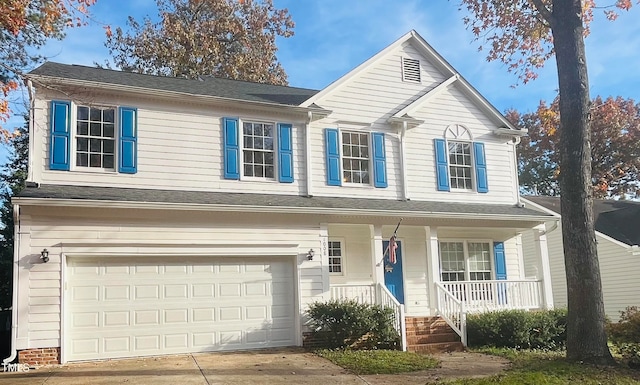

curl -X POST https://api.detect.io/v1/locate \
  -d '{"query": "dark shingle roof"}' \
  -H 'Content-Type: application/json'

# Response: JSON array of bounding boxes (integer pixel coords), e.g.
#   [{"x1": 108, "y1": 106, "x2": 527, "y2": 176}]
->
[
  {"x1": 525, "y1": 196, "x2": 640, "y2": 246},
  {"x1": 28, "y1": 62, "x2": 319, "y2": 106},
  {"x1": 18, "y1": 184, "x2": 551, "y2": 219}
]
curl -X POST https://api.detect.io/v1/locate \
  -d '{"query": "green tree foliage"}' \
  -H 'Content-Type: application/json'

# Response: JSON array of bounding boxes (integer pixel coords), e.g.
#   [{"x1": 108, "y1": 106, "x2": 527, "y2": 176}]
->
[
  {"x1": 104, "y1": 0, "x2": 294, "y2": 85},
  {"x1": 509, "y1": 96, "x2": 640, "y2": 198},
  {"x1": 0, "y1": 117, "x2": 28, "y2": 309}
]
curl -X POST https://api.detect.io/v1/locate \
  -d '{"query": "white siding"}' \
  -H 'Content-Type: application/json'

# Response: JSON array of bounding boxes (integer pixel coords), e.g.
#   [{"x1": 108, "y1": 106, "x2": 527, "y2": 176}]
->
[
  {"x1": 33, "y1": 92, "x2": 308, "y2": 195},
  {"x1": 16, "y1": 207, "x2": 323, "y2": 350},
  {"x1": 522, "y1": 223, "x2": 639, "y2": 320}
]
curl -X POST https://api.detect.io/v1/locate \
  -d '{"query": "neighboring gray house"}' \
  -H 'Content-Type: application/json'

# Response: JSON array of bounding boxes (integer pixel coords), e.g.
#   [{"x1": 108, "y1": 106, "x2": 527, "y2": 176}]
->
[{"x1": 522, "y1": 196, "x2": 640, "y2": 320}]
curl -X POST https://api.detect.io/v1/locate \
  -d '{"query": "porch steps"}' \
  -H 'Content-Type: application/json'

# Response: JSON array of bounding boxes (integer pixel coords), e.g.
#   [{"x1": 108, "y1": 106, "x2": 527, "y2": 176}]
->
[{"x1": 405, "y1": 316, "x2": 464, "y2": 354}]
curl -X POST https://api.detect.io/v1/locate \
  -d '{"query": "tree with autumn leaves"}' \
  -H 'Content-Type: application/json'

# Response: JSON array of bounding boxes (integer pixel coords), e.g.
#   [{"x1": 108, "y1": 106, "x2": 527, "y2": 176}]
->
[
  {"x1": 459, "y1": 0, "x2": 636, "y2": 364},
  {"x1": 510, "y1": 96, "x2": 640, "y2": 198},
  {"x1": 104, "y1": 0, "x2": 294, "y2": 85}
]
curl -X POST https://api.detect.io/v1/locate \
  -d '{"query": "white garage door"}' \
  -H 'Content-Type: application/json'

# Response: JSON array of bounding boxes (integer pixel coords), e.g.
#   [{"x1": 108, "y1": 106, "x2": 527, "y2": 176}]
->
[{"x1": 65, "y1": 256, "x2": 296, "y2": 361}]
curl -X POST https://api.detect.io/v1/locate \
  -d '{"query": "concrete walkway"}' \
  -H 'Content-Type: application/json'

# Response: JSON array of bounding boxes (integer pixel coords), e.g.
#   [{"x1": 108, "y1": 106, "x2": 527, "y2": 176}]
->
[{"x1": 0, "y1": 348, "x2": 365, "y2": 385}]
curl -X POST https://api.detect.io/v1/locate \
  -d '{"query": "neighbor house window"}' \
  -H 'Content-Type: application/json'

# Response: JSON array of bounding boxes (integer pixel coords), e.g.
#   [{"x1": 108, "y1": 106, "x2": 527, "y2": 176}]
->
[
  {"x1": 328, "y1": 240, "x2": 343, "y2": 274},
  {"x1": 342, "y1": 131, "x2": 370, "y2": 184},
  {"x1": 76, "y1": 106, "x2": 115, "y2": 169},
  {"x1": 448, "y1": 141, "x2": 473, "y2": 190},
  {"x1": 243, "y1": 121, "x2": 275, "y2": 179},
  {"x1": 439, "y1": 241, "x2": 492, "y2": 281}
]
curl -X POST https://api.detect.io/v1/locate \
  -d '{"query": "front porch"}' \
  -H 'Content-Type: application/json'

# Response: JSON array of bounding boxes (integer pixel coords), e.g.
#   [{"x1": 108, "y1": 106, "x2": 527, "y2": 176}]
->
[{"x1": 323, "y1": 222, "x2": 554, "y2": 350}]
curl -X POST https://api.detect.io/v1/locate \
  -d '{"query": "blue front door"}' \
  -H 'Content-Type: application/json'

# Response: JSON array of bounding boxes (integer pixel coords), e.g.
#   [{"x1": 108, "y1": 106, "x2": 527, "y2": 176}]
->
[{"x1": 382, "y1": 240, "x2": 404, "y2": 304}]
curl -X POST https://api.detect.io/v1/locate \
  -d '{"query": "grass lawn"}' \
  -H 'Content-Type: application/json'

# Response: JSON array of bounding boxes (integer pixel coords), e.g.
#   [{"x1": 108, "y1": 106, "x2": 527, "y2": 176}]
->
[
  {"x1": 315, "y1": 349, "x2": 439, "y2": 375},
  {"x1": 439, "y1": 348, "x2": 640, "y2": 385}
]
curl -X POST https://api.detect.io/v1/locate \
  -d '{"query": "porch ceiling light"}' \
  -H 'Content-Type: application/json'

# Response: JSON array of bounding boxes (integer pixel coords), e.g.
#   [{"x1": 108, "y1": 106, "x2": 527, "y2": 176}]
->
[
  {"x1": 40, "y1": 248, "x2": 49, "y2": 263},
  {"x1": 307, "y1": 249, "x2": 315, "y2": 261}
]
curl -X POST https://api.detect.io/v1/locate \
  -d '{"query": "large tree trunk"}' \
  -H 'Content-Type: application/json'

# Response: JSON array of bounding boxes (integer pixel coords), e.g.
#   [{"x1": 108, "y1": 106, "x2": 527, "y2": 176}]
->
[{"x1": 551, "y1": 0, "x2": 614, "y2": 364}]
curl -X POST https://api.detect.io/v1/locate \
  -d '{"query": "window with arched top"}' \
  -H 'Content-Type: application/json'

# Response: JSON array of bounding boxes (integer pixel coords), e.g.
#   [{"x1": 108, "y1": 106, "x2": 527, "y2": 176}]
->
[{"x1": 434, "y1": 124, "x2": 488, "y2": 193}]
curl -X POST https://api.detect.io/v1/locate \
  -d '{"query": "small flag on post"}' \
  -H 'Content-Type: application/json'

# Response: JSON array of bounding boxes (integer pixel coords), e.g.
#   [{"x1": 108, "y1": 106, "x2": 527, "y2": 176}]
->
[{"x1": 388, "y1": 235, "x2": 398, "y2": 264}]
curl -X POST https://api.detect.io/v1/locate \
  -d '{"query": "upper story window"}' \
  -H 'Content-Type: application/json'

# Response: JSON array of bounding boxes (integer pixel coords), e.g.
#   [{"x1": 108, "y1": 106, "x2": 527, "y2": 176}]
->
[
  {"x1": 342, "y1": 131, "x2": 370, "y2": 184},
  {"x1": 242, "y1": 121, "x2": 275, "y2": 179},
  {"x1": 434, "y1": 124, "x2": 488, "y2": 193},
  {"x1": 328, "y1": 240, "x2": 343, "y2": 274},
  {"x1": 324, "y1": 128, "x2": 387, "y2": 188},
  {"x1": 222, "y1": 117, "x2": 294, "y2": 183},
  {"x1": 76, "y1": 106, "x2": 116, "y2": 169},
  {"x1": 48, "y1": 100, "x2": 137, "y2": 174}
]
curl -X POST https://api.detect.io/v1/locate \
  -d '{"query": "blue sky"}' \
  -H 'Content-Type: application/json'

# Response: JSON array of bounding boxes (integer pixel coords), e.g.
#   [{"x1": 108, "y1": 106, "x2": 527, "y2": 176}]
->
[{"x1": 4, "y1": 0, "x2": 640, "y2": 156}]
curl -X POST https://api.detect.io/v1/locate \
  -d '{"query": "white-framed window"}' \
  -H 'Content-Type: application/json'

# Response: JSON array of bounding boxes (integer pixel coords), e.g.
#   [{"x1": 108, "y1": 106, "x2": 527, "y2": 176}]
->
[
  {"x1": 341, "y1": 131, "x2": 370, "y2": 184},
  {"x1": 242, "y1": 121, "x2": 275, "y2": 179},
  {"x1": 75, "y1": 105, "x2": 116, "y2": 169},
  {"x1": 328, "y1": 240, "x2": 343, "y2": 274},
  {"x1": 444, "y1": 124, "x2": 474, "y2": 191},
  {"x1": 439, "y1": 240, "x2": 493, "y2": 281}
]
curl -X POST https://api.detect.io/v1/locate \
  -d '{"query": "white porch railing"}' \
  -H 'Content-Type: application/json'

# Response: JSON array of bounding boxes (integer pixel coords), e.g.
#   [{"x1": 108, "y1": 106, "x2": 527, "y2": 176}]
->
[
  {"x1": 435, "y1": 281, "x2": 467, "y2": 345},
  {"x1": 440, "y1": 280, "x2": 543, "y2": 312},
  {"x1": 329, "y1": 284, "x2": 407, "y2": 351}
]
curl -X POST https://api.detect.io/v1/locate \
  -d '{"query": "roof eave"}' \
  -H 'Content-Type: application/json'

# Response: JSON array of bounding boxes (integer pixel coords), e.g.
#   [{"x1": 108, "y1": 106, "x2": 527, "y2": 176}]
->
[
  {"x1": 13, "y1": 196, "x2": 553, "y2": 222},
  {"x1": 28, "y1": 74, "x2": 330, "y2": 115}
]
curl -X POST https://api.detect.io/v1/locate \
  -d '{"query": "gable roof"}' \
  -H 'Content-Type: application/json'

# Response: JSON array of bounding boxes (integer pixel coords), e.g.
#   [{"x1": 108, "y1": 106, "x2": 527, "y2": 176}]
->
[
  {"x1": 300, "y1": 30, "x2": 522, "y2": 133},
  {"x1": 525, "y1": 196, "x2": 640, "y2": 246},
  {"x1": 28, "y1": 62, "x2": 319, "y2": 106}
]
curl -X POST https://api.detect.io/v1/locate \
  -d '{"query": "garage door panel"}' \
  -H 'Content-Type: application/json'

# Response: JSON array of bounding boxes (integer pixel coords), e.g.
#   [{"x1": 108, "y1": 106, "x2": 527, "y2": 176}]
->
[{"x1": 66, "y1": 257, "x2": 296, "y2": 361}]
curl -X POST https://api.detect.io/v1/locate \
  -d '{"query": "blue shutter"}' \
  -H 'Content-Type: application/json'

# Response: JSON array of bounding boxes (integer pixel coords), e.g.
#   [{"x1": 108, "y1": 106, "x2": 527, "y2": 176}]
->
[
  {"x1": 434, "y1": 138, "x2": 450, "y2": 191},
  {"x1": 473, "y1": 142, "x2": 488, "y2": 193},
  {"x1": 223, "y1": 117, "x2": 240, "y2": 180},
  {"x1": 494, "y1": 242, "x2": 507, "y2": 280},
  {"x1": 325, "y1": 128, "x2": 341, "y2": 186},
  {"x1": 372, "y1": 132, "x2": 387, "y2": 188},
  {"x1": 118, "y1": 107, "x2": 138, "y2": 174},
  {"x1": 278, "y1": 123, "x2": 294, "y2": 183},
  {"x1": 49, "y1": 100, "x2": 71, "y2": 171}
]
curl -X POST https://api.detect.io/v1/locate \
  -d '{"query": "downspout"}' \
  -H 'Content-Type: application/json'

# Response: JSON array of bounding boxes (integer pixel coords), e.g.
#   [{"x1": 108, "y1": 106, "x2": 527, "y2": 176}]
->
[
  {"x1": 541, "y1": 221, "x2": 559, "y2": 235},
  {"x1": 305, "y1": 111, "x2": 313, "y2": 197},
  {"x1": 400, "y1": 121, "x2": 409, "y2": 201},
  {"x1": 26, "y1": 80, "x2": 35, "y2": 183},
  {"x1": 511, "y1": 136, "x2": 523, "y2": 207},
  {"x1": 3, "y1": 204, "x2": 20, "y2": 365}
]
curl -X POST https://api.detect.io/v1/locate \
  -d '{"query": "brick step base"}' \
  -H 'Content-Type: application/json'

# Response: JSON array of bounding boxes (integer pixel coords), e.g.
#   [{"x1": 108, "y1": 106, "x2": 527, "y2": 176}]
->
[
  {"x1": 407, "y1": 341, "x2": 465, "y2": 354},
  {"x1": 405, "y1": 316, "x2": 463, "y2": 354}
]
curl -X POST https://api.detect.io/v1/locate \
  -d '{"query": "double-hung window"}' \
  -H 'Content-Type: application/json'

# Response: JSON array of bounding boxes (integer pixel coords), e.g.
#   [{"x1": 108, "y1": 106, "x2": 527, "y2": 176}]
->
[
  {"x1": 328, "y1": 240, "x2": 343, "y2": 274},
  {"x1": 242, "y1": 121, "x2": 275, "y2": 179},
  {"x1": 49, "y1": 100, "x2": 137, "y2": 173},
  {"x1": 439, "y1": 241, "x2": 492, "y2": 281},
  {"x1": 434, "y1": 124, "x2": 488, "y2": 193},
  {"x1": 324, "y1": 128, "x2": 387, "y2": 188},
  {"x1": 341, "y1": 131, "x2": 370, "y2": 184},
  {"x1": 75, "y1": 106, "x2": 116, "y2": 169}
]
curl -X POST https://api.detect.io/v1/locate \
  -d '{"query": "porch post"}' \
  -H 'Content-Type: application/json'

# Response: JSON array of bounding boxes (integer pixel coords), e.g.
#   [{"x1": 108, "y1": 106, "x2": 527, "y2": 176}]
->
[
  {"x1": 533, "y1": 224, "x2": 554, "y2": 309},
  {"x1": 370, "y1": 225, "x2": 385, "y2": 285},
  {"x1": 425, "y1": 226, "x2": 440, "y2": 315}
]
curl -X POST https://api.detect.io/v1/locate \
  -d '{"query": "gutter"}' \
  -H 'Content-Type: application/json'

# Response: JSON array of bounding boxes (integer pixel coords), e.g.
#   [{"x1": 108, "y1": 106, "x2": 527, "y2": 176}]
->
[
  {"x1": 3, "y1": 204, "x2": 19, "y2": 365},
  {"x1": 12, "y1": 197, "x2": 554, "y2": 222}
]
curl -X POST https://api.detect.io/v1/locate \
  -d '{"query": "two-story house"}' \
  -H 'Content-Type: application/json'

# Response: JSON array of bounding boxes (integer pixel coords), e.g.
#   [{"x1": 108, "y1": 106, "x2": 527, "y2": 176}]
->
[{"x1": 5, "y1": 30, "x2": 556, "y2": 365}]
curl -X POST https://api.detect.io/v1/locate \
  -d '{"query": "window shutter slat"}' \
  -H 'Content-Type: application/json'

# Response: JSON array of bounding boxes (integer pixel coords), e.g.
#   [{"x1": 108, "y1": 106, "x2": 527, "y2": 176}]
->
[
  {"x1": 49, "y1": 100, "x2": 71, "y2": 171},
  {"x1": 493, "y1": 242, "x2": 507, "y2": 280},
  {"x1": 473, "y1": 142, "x2": 488, "y2": 193},
  {"x1": 325, "y1": 128, "x2": 341, "y2": 186},
  {"x1": 223, "y1": 117, "x2": 240, "y2": 180},
  {"x1": 118, "y1": 107, "x2": 138, "y2": 174},
  {"x1": 278, "y1": 123, "x2": 294, "y2": 183},
  {"x1": 372, "y1": 132, "x2": 387, "y2": 188},
  {"x1": 434, "y1": 138, "x2": 450, "y2": 191}
]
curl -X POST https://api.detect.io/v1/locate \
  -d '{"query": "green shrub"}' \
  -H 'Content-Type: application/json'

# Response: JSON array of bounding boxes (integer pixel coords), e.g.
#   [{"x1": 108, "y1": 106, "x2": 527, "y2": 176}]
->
[
  {"x1": 306, "y1": 299, "x2": 399, "y2": 350},
  {"x1": 466, "y1": 308, "x2": 567, "y2": 350},
  {"x1": 607, "y1": 306, "x2": 640, "y2": 368}
]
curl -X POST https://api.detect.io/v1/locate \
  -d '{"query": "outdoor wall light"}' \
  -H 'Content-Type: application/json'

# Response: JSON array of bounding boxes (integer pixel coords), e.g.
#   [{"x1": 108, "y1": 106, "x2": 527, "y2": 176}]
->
[
  {"x1": 307, "y1": 249, "x2": 315, "y2": 261},
  {"x1": 40, "y1": 248, "x2": 49, "y2": 263}
]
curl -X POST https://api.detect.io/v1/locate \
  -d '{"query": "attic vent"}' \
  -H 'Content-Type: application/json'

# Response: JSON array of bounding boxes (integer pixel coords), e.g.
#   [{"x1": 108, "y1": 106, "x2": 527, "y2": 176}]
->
[{"x1": 402, "y1": 58, "x2": 421, "y2": 83}]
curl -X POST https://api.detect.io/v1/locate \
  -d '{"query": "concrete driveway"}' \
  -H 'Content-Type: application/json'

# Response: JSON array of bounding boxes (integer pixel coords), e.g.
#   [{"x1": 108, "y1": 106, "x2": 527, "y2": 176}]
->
[{"x1": 0, "y1": 348, "x2": 365, "y2": 385}]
